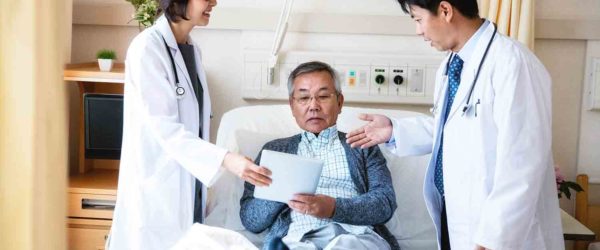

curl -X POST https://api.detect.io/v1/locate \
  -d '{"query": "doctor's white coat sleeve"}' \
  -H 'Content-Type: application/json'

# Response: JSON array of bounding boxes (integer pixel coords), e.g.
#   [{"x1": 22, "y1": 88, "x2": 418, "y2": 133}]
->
[
  {"x1": 473, "y1": 48, "x2": 553, "y2": 249},
  {"x1": 126, "y1": 38, "x2": 227, "y2": 187},
  {"x1": 386, "y1": 115, "x2": 435, "y2": 157}
]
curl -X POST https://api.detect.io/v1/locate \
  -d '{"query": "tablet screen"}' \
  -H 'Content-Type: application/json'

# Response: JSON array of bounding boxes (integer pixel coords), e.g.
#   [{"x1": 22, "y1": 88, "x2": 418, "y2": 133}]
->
[{"x1": 254, "y1": 150, "x2": 324, "y2": 203}]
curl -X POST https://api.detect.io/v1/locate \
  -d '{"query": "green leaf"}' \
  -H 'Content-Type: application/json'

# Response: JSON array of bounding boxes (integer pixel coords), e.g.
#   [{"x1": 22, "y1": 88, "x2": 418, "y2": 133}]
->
[
  {"x1": 96, "y1": 49, "x2": 116, "y2": 59},
  {"x1": 558, "y1": 181, "x2": 585, "y2": 199},
  {"x1": 564, "y1": 188, "x2": 572, "y2": 199},
  {"x1": 127, "y1": 0, "x2": 159, "y2": 28},
  {"x1": 565, "y1": 182, "x2": 584, "y2": 192}
]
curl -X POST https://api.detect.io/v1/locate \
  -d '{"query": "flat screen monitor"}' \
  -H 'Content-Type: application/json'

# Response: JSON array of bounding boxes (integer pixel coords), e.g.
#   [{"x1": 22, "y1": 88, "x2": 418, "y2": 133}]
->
[{"x1": 84, "y1": 94, "x2": 123, "y2": 159}]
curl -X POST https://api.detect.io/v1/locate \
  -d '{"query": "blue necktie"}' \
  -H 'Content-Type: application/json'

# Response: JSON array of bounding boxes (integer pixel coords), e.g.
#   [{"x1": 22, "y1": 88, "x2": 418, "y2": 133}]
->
[{"x1": 434, "y1": 55, "x2": 463, "y2": 197}]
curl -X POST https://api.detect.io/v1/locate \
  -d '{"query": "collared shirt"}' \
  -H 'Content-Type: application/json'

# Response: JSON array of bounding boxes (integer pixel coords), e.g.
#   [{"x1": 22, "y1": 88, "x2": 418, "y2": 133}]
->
[{"x1": 285, "y1": 125, "x2": 372, "y2": 242}]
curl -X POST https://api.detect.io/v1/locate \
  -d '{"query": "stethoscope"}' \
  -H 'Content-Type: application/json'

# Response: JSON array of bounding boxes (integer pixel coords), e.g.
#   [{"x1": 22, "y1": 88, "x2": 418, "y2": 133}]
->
[
  {"x1": 430, "y1": 22, "x2": 498, "y2": 117},
  {"x1": 161, "y1": 35, "x2": 186, "y2": 99}
]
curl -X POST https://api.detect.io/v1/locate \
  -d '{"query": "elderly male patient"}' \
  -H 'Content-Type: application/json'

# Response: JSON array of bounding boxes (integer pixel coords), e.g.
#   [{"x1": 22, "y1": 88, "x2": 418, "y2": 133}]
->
[{"x1": 239, "y1": 61, "x2": 398, "y2": 250}]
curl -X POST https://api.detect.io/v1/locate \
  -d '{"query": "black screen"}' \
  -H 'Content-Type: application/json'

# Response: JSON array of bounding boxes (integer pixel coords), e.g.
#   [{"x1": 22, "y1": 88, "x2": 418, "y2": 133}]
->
[{"x1": 84, "y1": 94, "x2": 124, "y2": 159}]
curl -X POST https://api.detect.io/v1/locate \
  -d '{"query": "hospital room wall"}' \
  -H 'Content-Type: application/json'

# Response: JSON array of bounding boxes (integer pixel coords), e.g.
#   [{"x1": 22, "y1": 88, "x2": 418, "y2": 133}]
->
[
  {"x1": 69, "y1": 0, "x2": 600, "y2": 213},
  {"x1": 577, "y1": 41, "x2": 600, "y2": 204}
]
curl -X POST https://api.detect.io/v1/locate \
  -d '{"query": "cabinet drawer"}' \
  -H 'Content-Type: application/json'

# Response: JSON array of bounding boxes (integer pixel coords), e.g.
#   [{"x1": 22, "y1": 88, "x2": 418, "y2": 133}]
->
[
  {"x1": 68, "y1": 226, "x2": 110, "y2": 250},
  {"x1": 68, "y1": 193, "x2": 116, "y2": 219}
]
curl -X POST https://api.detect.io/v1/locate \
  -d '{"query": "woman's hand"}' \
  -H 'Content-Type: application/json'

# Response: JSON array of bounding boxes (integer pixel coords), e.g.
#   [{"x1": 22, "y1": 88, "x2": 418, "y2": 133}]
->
[{"x1": 222, "y1": 152, "x2": 272, "y2": 187}]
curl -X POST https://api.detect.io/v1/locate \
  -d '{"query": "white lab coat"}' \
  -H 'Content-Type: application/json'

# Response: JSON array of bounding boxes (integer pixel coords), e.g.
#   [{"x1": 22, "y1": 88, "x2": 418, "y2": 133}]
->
[
  {"x1": 388, "y1": 22, "x2": 564, "y2": 249},
  {"x1": 108, "y1": 16, "x2": 228, "y2": 250}
]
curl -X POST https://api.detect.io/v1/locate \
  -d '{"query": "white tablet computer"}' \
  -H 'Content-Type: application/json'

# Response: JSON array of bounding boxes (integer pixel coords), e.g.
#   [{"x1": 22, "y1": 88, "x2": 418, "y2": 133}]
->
[{"x1": 254, "y1": 150, "x2": 324, "y2": 203}]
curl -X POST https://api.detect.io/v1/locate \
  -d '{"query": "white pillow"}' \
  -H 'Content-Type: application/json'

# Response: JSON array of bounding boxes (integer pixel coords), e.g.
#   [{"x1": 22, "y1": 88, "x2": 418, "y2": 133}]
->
[{"x1": 380, "y1": 147, "x2": 437, "y2": 249}]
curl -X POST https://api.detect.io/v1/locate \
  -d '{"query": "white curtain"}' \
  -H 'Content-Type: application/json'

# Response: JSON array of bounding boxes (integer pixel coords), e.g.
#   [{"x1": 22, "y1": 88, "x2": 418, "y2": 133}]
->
[{"x1": 479, "y1": 0, "x2": 535, "y2": 50}]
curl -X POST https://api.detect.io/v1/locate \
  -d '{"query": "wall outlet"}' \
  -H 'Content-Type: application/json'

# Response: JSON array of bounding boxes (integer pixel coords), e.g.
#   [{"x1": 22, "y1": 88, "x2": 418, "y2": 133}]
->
[
  {"x1": 370, "y1": 66, "x2": 389, "y2": 96},
  {"x1": 408, "y1": 67, "x2": 425, "y2": 96},
  {"x1": 389, "y1": 66, "x2": 408, "y2": 96}
]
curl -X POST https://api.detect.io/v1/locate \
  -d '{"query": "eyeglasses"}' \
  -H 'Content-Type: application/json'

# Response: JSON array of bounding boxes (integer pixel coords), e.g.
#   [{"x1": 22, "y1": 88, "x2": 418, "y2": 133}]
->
[{"x1": 292, "y1": 93, "x2": 338, "y2": 105}]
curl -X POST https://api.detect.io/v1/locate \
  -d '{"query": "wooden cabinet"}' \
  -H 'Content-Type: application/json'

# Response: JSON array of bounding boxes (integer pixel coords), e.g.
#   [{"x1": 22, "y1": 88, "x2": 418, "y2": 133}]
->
[
  {"x1": 64, "y1": 63, "x2": 124, "y2": 249},
  {"x1": 68, "y1": 169, "x2": 118, "y2": 220},
  {"x1": 68, "y1": 219, "x2": 112, "y2": 250}
]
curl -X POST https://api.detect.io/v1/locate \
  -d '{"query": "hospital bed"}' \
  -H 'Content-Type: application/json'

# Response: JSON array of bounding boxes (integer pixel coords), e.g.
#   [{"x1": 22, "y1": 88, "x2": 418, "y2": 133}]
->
[{"x1": 205, "y1": 105, "x2": 437, "y2": 249}]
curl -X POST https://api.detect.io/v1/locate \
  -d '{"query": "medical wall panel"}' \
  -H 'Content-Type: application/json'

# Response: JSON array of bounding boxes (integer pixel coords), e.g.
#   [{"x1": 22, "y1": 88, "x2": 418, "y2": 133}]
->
[{"x1": 242, "y1": 50, "x2": 443, "y2": 105}]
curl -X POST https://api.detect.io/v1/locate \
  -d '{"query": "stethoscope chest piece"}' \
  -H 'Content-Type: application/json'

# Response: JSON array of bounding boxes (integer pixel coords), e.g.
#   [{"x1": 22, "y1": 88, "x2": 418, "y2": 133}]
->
[
  {"x1": 176, "y1": 86, "x2": 185, "y2": 96},
  {"x1": 461, "y1": 104, "x2": 472, "y2": 116}
]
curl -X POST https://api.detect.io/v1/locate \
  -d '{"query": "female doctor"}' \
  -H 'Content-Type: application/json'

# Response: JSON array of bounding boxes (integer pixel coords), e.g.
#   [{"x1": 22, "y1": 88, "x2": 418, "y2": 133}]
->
[
  {"x1": 107, "y1": 0, "x2": 271, "y2": 249},
  {"x1": 347, "y1": 0, "x2": 563, "y2": 249}
]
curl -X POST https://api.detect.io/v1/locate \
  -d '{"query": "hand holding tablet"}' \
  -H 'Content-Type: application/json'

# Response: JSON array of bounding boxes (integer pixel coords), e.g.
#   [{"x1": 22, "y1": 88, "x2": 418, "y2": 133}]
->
[{"x1": 254, "y1": 150, "x2": 324, "y2": 203}]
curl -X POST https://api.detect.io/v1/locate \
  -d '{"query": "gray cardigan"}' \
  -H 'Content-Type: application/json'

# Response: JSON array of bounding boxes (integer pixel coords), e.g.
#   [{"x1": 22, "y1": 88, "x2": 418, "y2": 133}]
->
[{"x1": 240, "y1": 132, "x2": 400, "y2": 250}]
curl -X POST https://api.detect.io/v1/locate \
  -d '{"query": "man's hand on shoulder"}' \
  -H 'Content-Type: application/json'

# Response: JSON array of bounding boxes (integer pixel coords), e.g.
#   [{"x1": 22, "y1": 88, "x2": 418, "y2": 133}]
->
[
  {"x1": 288, "y1": 194, "x2": 336, "y2": 219},
  {"x1": 346, "y1": 113, "x2": 393, "y2": 148}
]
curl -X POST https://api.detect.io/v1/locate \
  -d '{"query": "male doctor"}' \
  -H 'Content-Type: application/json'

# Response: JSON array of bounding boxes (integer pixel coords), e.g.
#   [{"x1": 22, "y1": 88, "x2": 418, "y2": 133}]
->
[{"x1": 347, "y1": 0, "x2": 564, "y2": 249}]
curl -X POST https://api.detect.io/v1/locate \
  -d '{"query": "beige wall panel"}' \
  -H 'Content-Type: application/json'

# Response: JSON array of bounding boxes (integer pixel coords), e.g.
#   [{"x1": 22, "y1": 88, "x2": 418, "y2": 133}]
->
[
  {"x1": 1, "y1": 0, "x2": 69, "y2": 249},
  {"x1": 535, "y1": 39, "x2": 587, "y2": 213}
]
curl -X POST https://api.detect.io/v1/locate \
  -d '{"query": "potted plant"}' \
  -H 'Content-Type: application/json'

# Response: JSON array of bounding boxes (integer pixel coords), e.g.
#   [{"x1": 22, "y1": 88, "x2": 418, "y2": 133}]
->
[
  {"x1": 555, "y1": 165, "x2": 584, "y2": 199},
  {"x1": 96, "y1": 49, "x2": 116, "y2": 72},
  {"x1": 126, "y1": 0, "x2": 159, "y2": 29}
]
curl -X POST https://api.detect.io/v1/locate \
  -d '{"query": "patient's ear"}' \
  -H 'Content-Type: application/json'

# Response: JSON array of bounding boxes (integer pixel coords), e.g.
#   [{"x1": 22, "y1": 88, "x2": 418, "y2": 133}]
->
[{"x1": 337, "y1": 94, "x2": 344, "y2": 112}]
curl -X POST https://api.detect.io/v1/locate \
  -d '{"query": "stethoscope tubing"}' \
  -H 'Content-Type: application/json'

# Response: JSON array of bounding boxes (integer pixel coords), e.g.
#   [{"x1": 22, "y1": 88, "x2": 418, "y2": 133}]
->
[
  {"x1": 431, "y1": 22, "x2": 498, "y2": 118},
  {"x1": 160, "y1": 34, "x2": 186, "y2": 98},
  {"x1": 461, "y1": 22, "x2": 498, "y2": 113}
]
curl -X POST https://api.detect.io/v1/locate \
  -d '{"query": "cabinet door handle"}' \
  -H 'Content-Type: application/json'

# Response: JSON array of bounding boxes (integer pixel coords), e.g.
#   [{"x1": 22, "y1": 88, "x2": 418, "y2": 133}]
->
[{"x1": 81, "y1": 198, "x2": 116, "y2": 210}]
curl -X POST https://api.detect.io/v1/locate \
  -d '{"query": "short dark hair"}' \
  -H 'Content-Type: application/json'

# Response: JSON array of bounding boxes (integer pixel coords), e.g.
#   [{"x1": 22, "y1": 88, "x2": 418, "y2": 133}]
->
[
  {"x1": 397, "y1": 0, "x2": 479, "y2": 19},
  {"x1": 287, "y1": 61, "x2": 341, "y2": 96},
  {"x1": 160, "y1": 0, "x2": 190, "y2": 23}
]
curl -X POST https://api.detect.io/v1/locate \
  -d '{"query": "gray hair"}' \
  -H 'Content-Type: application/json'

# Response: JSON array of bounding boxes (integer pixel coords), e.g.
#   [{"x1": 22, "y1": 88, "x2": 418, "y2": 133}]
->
[{"x1": 287, "y1": 61, "x2": 342, "y2": 96}]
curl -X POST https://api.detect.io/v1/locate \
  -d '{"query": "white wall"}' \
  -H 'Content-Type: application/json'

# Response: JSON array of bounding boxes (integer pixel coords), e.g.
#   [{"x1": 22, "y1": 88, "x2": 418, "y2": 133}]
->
[
  {"x1": 197, "y1": 29, "x2": 441, "y2": 140},
  {"x1": 218, "y1": 0, "x2": 403, "y2": 15},
  {"x1": 536, "y1": 0, "x2": 600, "y2": 19},
  {"x1": 578, "y1": 41, "x2": 600, "y2": 204},
  {"x1": 535, "y1": 39, "x2": 587, "y2": 213}
]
